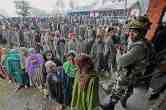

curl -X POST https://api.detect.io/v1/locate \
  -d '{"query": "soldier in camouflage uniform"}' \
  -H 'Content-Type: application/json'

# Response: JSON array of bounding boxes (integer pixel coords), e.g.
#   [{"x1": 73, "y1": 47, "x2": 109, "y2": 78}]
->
[{"x1": 116, "y1": 16, "x2": 151, "y2": 108}]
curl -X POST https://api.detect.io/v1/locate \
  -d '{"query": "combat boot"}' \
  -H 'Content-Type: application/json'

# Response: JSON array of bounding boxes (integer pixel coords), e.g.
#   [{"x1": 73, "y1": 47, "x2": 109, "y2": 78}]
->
[{"x1": 120, "y1": 96, "x2": 128, "y2": 108}]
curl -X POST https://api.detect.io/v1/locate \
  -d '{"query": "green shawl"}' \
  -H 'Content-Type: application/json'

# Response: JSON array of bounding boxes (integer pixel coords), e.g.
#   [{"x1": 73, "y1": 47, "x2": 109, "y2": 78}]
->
[
  {"x1": 71, "y1": 73, "x2": 99, "y2": 110},
  {"x1": 63, "y1": 61, "x2": 77, "y2": 78}
]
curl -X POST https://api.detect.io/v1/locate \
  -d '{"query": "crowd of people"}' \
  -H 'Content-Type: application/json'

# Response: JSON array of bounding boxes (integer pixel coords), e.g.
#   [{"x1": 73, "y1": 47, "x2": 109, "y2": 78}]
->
[{"x1": 0, "y1": 15, "x2": 166, "y2": 110}]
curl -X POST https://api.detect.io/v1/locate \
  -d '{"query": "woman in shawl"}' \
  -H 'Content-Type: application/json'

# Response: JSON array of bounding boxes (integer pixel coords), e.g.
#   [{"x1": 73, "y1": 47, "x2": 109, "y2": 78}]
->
[
  {"x1": 65, "y1": 32, "x2": 79, "y2": 55},
  {"x1": 56, "y1": 32, "x2": 65, "y2": 63},
  {"x1": 19, "y1": 47, "x2": 30, "y2": 87},
  {"x1": 63, "y1": 51, "x2": 77, "y2": 105},
  {"x1": 0, "y1": 48, "x2": 11, "y2": 80},
  {"x1": 4, "y1": 49, "x2": 28, "y2": 91},
  {"x1": 45, "y1": 60, "x2": 66, "y2": 110},
  {"x1": 43, "y1": 50, "x2": 62, "y2": 85},
  {"x1": 26, "y1": 48, "x2": 44, "y2": 89},
  {"x1": 71, "y1": 54, "x2": 99, "y2": 110}
]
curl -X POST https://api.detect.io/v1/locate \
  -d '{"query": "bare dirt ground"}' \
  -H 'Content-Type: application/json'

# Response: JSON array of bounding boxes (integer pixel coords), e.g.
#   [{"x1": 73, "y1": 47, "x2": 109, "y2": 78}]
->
[{"x1": 0, "y1": 78, "x2": 45, "y2": 110}]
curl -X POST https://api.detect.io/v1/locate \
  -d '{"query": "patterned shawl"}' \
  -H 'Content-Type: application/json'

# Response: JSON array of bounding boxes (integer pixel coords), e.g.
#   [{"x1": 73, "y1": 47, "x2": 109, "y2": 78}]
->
[{"x1": 26, "y1": 53, "x2": 44, "y2": 76}]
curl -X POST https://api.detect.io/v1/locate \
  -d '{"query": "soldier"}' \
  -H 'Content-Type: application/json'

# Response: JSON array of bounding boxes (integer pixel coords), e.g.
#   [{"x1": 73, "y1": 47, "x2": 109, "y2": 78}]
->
[{"x1": 116, "y1": 16, "x2": 151, "y2": 108}]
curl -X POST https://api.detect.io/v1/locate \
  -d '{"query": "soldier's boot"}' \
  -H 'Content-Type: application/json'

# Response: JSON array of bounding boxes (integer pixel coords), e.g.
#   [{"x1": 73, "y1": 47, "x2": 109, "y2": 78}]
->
[
  {"x1": 120, "y1": 96, "x2": 128, "y2": 108},
  {"x1": 120, "y1": 91, "x2": 132, "y2": 108}
]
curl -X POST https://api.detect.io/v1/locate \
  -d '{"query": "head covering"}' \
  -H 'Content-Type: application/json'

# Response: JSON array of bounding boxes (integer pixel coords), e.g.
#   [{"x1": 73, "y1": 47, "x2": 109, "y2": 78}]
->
[
  {"x1": 0, "y1": 48, "x2": 4, "y2": 60},
  {"x1": 128, "y1": 20, "x2": 144, "y2": 29},
  {"x1": 28, "y1": 48, "x2": 36, "y2": 54},
  {"x1": 43, "y1": 50, "x2": 53, "y2": 60},
  {"x1": 4, "y1": 49, "x2": 21, "y2": 71},
  {"x1": 128, "y1": 16, "x2": 151, "y2": 39},
  {"x1": 68, "y1": 32, "x2": 76, "y2": 39},
  {"x1": 66, "y1": 50, "x2": 76, "y2": 58},
  {"x1": 45, "y1": 60, "x2": 57, "y2": 73},
  {"x1": 20, "y1": 47, "x2": 28, "y2": 56},
  {"x1": 128, "y1": 15, "x2": 151, "y2": 30},
  {"x1": 76, "y1": 54, "x2": 94, "y2": 73}
]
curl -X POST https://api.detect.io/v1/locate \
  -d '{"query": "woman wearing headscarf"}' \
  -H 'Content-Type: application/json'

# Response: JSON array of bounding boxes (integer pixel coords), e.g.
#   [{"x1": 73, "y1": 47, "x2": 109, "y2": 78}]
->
[
  {"x1": 19, "y1": 47, "x2": 30, "y2": 87},
  {"x1": 0, "y1": 48, "x2": 11, "y2": 80},
  {"x1": 55, "y1": 31, "x2": 65, "y2": 63},
  {"x1": 71, "y1": 54, "x2": 99, "y2": 110},
  {"x1": 45, "y1": 60, "x2": 66, "y2": 109},
  {"x1": 26, "y1": 48, "x2": 44, "y2": 89},
  {"x1": 4, "y1": 49, "x2": 28, "y2": 91},
  {"x1": 65, "y1": 32, "x2": 79, "y2": 55},
  {"x1": 43, "y1": 50, "x2": 62, "y2": 85}
]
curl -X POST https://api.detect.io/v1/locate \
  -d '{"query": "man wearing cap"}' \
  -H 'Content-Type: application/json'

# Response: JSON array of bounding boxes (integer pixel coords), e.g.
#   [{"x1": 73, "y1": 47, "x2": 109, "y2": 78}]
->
[{"x1": 116, "y1": 16, "x2": 151, "y2": 108}]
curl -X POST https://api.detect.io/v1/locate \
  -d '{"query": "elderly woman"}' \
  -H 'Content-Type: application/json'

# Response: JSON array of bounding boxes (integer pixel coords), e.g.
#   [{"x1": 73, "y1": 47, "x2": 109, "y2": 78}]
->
[
  {"x1": 71, "y1": 54, "x2": 99, "y2": 110},
  {"x1": 26, "y1": 48, "x2": 44, "y2": 88},
  {"x1": 45, "y1": 61, "x2": 66, "y2": 106},
  {"x1": 43, "y1": 50, "x2": 62, "y2": 85}
]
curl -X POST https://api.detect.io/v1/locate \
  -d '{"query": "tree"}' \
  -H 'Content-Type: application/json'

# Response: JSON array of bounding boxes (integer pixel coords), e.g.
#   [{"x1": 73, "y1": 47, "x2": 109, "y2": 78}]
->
[
  {"x1": 31, "y1": 8, "x2": 50, "y2": 16},
  {"x1": 69, "y1": 0, "x2": 75, "y2": 10},
  {"x1": 14, "y1": 0, "x2": 31, "y2": 17}
]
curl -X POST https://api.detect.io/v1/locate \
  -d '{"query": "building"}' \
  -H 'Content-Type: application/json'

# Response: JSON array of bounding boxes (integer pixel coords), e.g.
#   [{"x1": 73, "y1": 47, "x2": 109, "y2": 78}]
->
[{"x1": 67, "y1": 0, "x2": 149, "y2": 22}]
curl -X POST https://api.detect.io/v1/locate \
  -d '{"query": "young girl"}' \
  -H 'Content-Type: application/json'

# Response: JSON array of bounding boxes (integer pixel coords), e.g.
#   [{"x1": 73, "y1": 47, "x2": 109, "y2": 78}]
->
[{"x1": 63, "y1": 51, "x2": 77, "y2": 105}]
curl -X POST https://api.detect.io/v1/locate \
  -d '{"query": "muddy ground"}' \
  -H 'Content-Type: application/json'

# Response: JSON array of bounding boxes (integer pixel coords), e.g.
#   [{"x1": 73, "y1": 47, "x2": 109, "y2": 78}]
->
[
  {"x1": 0, "y1": 74, "x2": 113, "y2": 110},
  {"x1": 0, "y1": 78, "x2": 46, "y2": 110}
]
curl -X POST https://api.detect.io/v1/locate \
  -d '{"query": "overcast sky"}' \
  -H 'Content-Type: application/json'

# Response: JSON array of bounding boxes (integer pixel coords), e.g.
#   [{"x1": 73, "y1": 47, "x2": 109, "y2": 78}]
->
[
  {"x1": 0, "y1": 0, "x2": 97, "y2": 16},
  {"x1": 0, "y1": 0, "x2": 148, "y2": 16}
]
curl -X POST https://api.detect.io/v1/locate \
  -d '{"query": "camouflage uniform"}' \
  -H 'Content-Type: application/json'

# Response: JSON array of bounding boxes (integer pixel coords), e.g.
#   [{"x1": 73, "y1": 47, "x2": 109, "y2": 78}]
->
[{"x1": 116, "y1": 17, "x2": 150, "y2": 108}]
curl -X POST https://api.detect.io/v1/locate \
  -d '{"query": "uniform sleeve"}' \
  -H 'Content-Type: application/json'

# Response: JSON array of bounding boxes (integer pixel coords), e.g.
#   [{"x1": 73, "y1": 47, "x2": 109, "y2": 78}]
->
[{"x1": 117, "y1": 45, "x2": 146, "y2": 67}]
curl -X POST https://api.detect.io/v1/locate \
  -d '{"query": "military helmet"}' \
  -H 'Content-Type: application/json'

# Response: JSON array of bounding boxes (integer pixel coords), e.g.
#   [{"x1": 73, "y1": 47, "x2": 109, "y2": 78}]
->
[
  {"x1": 128, "y1": 19, "x2": 144, "y2": 29},
  {"x1": 128, "y1": 15, "x2": 151, "y2": 30}
]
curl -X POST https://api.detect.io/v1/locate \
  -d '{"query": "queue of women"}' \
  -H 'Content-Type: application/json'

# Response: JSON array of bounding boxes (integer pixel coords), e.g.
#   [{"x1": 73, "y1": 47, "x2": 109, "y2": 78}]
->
[{"x1": 0, "y1": 19, "x2": 128, "y2": 110}]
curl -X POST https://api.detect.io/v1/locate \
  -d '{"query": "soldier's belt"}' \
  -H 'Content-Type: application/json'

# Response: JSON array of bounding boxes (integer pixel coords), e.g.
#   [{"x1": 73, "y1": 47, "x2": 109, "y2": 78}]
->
[{"x1": 159, "y1": 64, "x2": 166, "y2": 73}]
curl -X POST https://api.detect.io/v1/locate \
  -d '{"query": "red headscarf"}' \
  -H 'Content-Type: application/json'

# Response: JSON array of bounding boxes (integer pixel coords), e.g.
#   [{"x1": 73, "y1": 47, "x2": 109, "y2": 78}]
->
[{"x1": 68, "y1": 32, "x2": 76, "y2": 39}]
